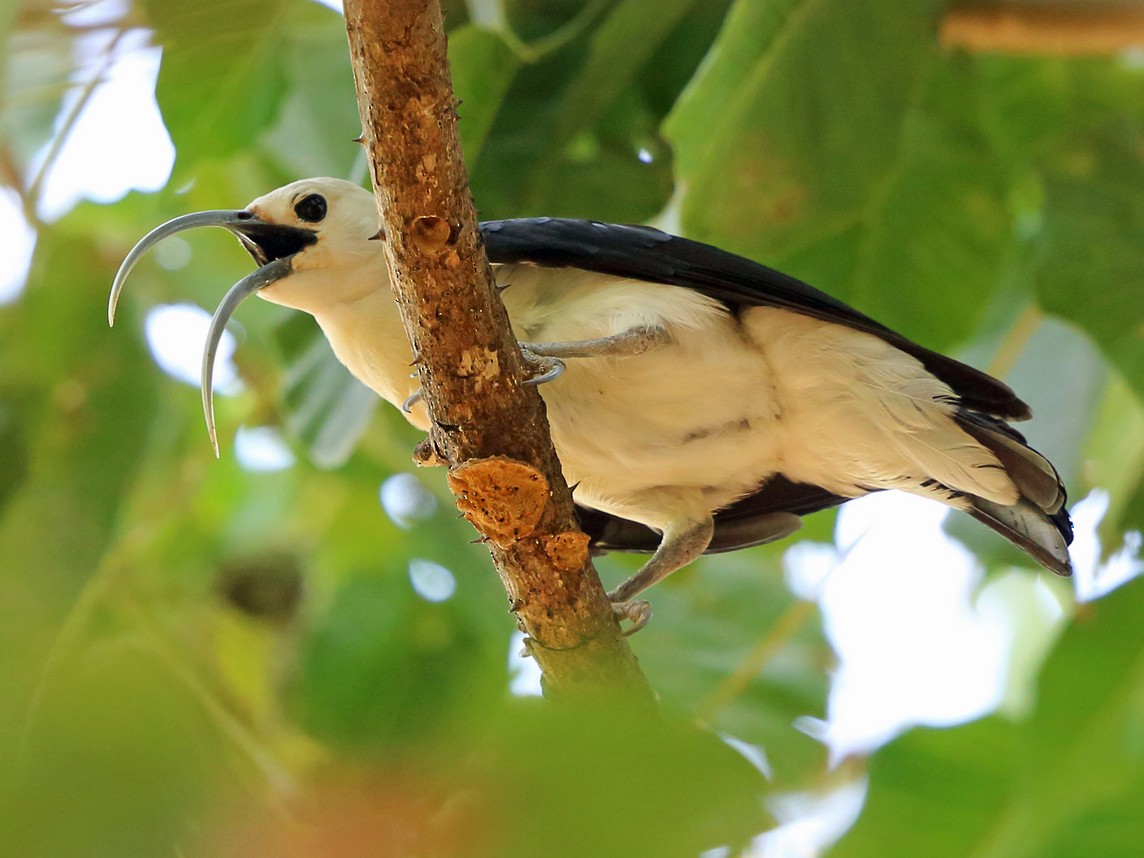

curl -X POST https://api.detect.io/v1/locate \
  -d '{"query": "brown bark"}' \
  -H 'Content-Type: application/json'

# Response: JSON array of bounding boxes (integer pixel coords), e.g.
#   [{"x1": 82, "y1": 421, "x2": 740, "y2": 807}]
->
[
  {"x1": 942, "y1": 3, "x2": 1144, "y2": 55},
  {"x1": 342, "y1": 0, "x2": 655, "y2": 706}
]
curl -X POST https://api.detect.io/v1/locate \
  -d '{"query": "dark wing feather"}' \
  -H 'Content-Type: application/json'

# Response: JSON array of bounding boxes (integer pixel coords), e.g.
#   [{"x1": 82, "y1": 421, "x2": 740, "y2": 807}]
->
[
  {"x1": 481, "y1": 217, "x2": 1030, "y2": 420},
  {"x1": 579, "y1": 476, "x2": 851, "y2": 556}
]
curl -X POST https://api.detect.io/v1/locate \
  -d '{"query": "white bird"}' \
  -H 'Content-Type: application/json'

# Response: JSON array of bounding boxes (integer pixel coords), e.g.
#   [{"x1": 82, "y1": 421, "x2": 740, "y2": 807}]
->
[{"x1": 110, "y1": 177, "x2": 1072, "y2": 627}]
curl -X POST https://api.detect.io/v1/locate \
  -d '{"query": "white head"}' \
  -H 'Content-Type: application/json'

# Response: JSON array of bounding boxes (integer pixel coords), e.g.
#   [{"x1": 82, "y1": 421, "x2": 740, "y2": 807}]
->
[
  {"x1": 242, "y1": 178, "x2": 387, "y2": 313},
  {"x1": 109, "y1": 177, "x2": 394, "y2": 454}
]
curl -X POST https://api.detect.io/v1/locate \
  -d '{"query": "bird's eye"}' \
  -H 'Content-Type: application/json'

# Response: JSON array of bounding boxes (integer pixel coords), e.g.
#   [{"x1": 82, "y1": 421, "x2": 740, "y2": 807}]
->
[{"x1": 294, "y1": 194, "x2": 327, "y2": 223}]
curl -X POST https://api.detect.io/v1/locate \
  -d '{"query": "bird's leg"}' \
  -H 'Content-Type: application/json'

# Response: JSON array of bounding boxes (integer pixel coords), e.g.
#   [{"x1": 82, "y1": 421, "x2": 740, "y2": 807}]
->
[
  {"x1": 518, "y1": 326, "x2": 667, "y2": 389},
  {"x1": 405, "y1": 326, "x2": 665, "y2": 407},
  {"x1": 608, "y1": 516, "x2": 715, "y2": 635},
  {"x1": 522, "y1": 325, "x2": 668, "y2": 361}
]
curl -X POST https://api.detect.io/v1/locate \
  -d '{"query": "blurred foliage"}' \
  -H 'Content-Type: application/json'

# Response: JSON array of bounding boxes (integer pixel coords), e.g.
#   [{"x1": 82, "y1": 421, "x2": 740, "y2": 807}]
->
[
  {"x1": 1, "y1": 0, "x2": 1143, "y2": 856},
  {"x1": 833, "y1": 577, "x2": 1144, "y2": 858}
]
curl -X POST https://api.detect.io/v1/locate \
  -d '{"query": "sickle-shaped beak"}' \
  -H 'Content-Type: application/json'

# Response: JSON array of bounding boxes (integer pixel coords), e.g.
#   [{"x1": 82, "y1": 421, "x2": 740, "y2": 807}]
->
[
  {"x1": 201, "y1": 256, "x2": 294, "y2": 457},
  {"x1": 110, "y1": 209, "x2": 316, "y2": 456},
  {"x1": 109, "y1": 210, "x2": 256, "y2": 327}
]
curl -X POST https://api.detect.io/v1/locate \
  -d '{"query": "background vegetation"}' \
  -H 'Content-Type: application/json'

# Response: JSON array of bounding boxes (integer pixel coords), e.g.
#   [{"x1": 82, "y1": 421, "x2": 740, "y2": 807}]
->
[{"x1": 2, "y1": 0, "x2": 1143, "y2": 855}]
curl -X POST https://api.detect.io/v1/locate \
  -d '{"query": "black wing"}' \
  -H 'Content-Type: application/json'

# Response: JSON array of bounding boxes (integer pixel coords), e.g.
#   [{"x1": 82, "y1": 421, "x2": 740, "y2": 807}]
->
[
  {"x1": 578, "y1": 476, "x2": 851, "y2": 556},
  {"x1": 481, "y1": 217, "x2": 1029, "y2": 421}
]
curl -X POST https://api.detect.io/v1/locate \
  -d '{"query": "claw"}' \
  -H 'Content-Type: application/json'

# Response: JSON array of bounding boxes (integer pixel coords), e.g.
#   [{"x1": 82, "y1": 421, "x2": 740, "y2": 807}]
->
[
  {"x1": 402, "y1": 389, "x2": 423, "y2": 413},
  {"x1": 521, "y1": 351, "x2": 565, "y2": 386},
  {"x1": 610, "y1": 598, "x2": 653, "y2": 636}
]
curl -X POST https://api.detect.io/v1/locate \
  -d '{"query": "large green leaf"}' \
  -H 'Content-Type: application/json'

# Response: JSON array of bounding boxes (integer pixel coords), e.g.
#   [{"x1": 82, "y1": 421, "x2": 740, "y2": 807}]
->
[
  {"x1": 667, "y1": 0, "x2": 942, "y2": 234},
  {"x1": 627, "y1": 542, "x2": 830, "y2": 789},
  {"x1": 0, "y1": 224, "x2": 161, "y2": 735},
  {"x1": 143, "y1": 0, "x2": 292, "y2": 176},
  {"x1": 1036, "y1": 137, "x2": 1144, "y2": 406},
  {"x1": 449, "y1": 25, "x2": 521, "y2": 166},
  {"x1": 259, "y1": 2, "x2": 363, "y2": 180},
  {"x1": 469, "y1": 0, "x2": 717, "y2": 221},
  {"x1": 665, "y1": 0, "x2": 1018, "y2": 349},
  {"x1": 830, "y1": 577, "x2": 1144, "y2": 857}
]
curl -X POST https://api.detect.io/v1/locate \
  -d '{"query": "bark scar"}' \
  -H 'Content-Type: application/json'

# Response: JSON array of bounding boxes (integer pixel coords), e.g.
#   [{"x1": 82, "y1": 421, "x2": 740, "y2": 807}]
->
[{"x1": 447, "y1": 457, "x2": 549, "y2": 547}]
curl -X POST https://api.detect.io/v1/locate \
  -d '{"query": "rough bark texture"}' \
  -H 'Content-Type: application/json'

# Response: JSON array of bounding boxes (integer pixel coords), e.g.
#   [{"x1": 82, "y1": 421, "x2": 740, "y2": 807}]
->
[
  {"x1": 343, "y1": 0, "x2": 655, "y2": 705},
  {"x1": 942, "y1": 3, "x2": 1144, "y2": 55}
]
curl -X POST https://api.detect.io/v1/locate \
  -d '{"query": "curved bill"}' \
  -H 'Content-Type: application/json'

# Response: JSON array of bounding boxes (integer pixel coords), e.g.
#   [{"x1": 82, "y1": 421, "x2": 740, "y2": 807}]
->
[
  {"x1": 108, "y1": 210, "x2": 253, "y2": 326},
  {"x1": 202, "y1": 256, "x2": 294, "y2": 457}
]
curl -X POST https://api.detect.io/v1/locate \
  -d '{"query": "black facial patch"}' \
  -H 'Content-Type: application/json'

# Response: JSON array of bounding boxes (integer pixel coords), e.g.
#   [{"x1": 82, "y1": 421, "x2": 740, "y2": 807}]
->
[{"x1": 235, "y1": 222, "x2": 317, "y2": 265}]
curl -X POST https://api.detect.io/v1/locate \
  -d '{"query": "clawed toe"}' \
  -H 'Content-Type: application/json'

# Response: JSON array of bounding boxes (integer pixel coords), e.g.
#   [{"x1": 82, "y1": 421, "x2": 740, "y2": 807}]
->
[
  {"x1": 519, "y1": 347, "x2": 565, "y2": 386},
  {"x1": 610, "y1": 597, "x2": 652, "y2": 636},
  {"x1": 401, "y1": 389, "x2": 423, "y2": 413}
]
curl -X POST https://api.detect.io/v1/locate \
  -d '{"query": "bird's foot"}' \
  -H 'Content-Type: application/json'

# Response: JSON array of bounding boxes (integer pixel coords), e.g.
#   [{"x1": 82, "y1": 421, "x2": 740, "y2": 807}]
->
[
  {"x1": 609, "y1": 596, "x2": 653, "y2": 636},
  {"x1": 519, "y1": 347, "x2": 566, "y2": 386}
]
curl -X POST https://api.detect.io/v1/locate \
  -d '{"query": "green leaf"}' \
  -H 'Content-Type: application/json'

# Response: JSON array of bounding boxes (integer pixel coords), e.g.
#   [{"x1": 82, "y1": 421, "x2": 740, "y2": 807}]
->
[
  {"x1": 1083, "y1": 371, "x2": 1144, "y2": 543},
  {"x1": 470, "y1": 0, "x2": 712, "y2": 222},
  {"x1": 0, "y1": 224, "x2": 161, "y2": 748},
  {"x1": 1036, "y1": 136, "x2": 1144, "y2": 406},
  {"x1": 1, "y1": 648, "x2": 227, "y2": 858},
  {"x1": 288, "y1": 571, "x2": 507, "y2": 751},
  {"x1": 830, "y1": 578, "x2": 1144, "y2": 858},
  {"x1": 144, "y1": 0, "x2": 291, "y2": 176},
  {"x1": 667, "y1": 0, "x2": 942, "y2": 233},
  {"x1": 0, "y1": 400, "x2": 30, "y2": 516},
  {"x1": 613, "y1": 542, "x2": 829, "y2": 788},
  {"x1": 273, "y1": 313, "x2": 377, "y2": 469},
  {"x1": 449, "y1": 26, "x2": 521, "y2": 165},
  {"x1": 260, "y1": 2, "x2": 364, "y2": 179},
  {"x1": 477, "y1": 704, "x2": 773, "y2": 856},
  {"x1": 665, "y1": 0, "x2": 1016, "y2": 348},
  {"x1": 536, "y1": 0, "x2": 700, "y2": 156}
]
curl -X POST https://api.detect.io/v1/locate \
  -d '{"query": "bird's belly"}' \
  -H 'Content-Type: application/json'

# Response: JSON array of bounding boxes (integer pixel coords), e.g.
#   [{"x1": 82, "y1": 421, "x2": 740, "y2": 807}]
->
[
  {"x1": 538, "y1": 328, "x2": 788, "y2": 528},
  {"x1": 497, "y1": 268, "x2": 1000, "y2": 530}
]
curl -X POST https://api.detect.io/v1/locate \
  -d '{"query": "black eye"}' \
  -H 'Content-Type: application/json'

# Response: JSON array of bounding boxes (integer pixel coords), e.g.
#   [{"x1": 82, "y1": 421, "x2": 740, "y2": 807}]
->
[{"x1": 294, "y1": 193, "x2": 327, "y2": 223}]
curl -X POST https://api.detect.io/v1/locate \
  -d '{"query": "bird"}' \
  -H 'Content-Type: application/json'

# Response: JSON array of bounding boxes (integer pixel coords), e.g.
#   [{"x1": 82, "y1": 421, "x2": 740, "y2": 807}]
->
[{"x1": 110, "y1": 177, "x2": 1073, "y2": 628}]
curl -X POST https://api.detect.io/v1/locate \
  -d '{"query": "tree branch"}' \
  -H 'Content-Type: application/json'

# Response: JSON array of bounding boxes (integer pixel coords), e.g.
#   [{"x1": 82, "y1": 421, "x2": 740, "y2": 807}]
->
[
  {"x1": 342, "y1": 0, "x2": 655, "y2": 706},
  {"x1": 942, "y1": 2, "x2": 1144, "y2": 55}
]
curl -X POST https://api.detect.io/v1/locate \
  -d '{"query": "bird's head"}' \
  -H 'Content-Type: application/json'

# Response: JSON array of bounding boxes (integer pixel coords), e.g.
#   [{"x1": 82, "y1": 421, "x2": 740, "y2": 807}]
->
[
  {"x1": 109, "y1": 177, "x2": 388, "y2": 455},
  {"x1": 239, "y1": 178, "x2": 386, "y2": 312}
]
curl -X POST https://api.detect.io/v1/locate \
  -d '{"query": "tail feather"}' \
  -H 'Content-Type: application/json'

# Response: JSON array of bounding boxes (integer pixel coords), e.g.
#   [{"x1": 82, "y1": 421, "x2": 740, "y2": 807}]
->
[
  {"x1": 955, "y1": 409, "x2": 1072, "y2": 576},
  {"x1": 968, "y1": 496, "x2": 1073, "y2": 576},
  {"x1": 955, "y1": 411, "x2": 1065, "y2": 514}
]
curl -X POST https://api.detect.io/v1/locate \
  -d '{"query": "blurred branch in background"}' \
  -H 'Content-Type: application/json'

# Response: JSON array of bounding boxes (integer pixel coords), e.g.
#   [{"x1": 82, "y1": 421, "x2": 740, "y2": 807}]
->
[{"x1": 943, "y1": 2, "x2": 1144, "y2": 54}]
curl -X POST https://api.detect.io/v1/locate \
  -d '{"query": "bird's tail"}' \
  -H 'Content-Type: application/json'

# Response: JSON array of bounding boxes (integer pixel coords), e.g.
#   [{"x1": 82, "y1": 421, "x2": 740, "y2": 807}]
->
[{"x1": 955, "y1": 411, "x2": 1073, "y2": 576}]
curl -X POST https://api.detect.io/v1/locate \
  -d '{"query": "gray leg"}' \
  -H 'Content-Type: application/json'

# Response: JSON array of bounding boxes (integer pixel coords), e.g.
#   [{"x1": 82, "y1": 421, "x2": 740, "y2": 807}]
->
[
  {"x1": 406, "y1": 327, "x2": 668, "y2": 410},
  {"x1": 608, "y1": 516, "x2": 715, "y2": 634},
  {"x1": 522, "y1": 325, "x2": 668, "y2": 361},
  {"x1": 519, "y1": 326, "x2": 668, "y2": 390}
]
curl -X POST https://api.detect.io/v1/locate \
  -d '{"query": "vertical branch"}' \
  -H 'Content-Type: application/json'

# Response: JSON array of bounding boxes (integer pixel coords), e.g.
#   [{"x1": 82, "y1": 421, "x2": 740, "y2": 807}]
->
[{"x1": 342, "y1": 0, "x2": 655, "y2": 705}]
